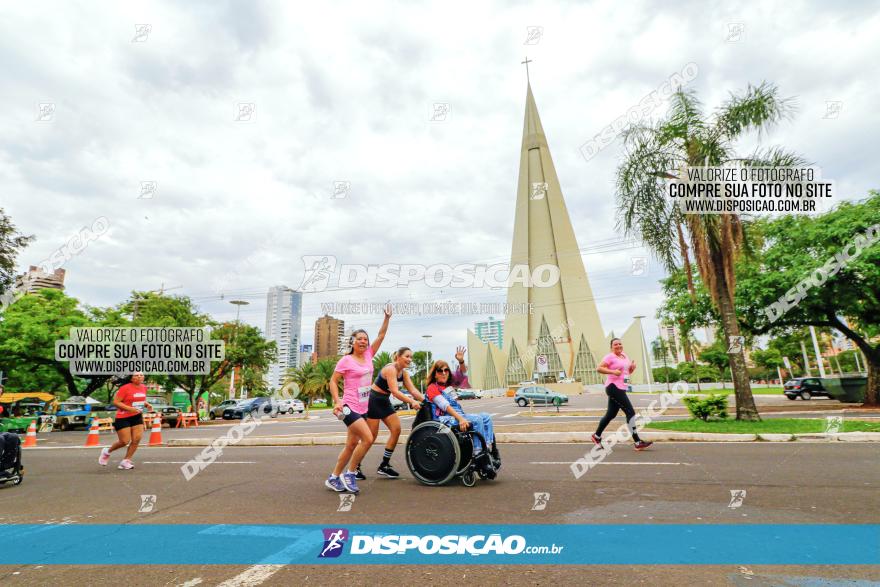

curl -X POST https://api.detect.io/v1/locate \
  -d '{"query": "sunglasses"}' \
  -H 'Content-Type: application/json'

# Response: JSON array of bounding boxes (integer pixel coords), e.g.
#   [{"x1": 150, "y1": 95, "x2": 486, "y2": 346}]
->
[{"x1": 437, "y1": 368, "x2": 450, "y2": 373}]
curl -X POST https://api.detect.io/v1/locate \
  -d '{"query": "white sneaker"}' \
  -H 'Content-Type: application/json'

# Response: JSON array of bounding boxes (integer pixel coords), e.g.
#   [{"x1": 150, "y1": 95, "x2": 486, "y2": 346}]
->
[
  {"x1": 98, "y1": 448, "x2": 111, "y2": 466},
  {"x1": 118, "y1": 459, "x2": 134, "y2": 470}
]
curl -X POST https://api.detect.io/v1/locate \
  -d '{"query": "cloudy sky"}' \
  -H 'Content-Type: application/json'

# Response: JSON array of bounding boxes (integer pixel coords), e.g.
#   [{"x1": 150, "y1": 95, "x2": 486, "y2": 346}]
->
[{"x1": 2, "y1": 0, "x2": 878, "y2": 363}]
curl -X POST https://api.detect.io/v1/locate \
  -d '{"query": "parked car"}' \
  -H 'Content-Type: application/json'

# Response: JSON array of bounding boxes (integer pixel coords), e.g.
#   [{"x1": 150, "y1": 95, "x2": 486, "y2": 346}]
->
[
  {"x1": 146, "y1": 402, "x2": 182, "y2": 427},
  {"x1": 53, "y1": 401, "x2": 93, "y2": 431},
  {"x1": 391, "y1": 391, "x2": 414, "y2": 411},
  {"x1": 783, "y1": 378, "x2": 833, "y2": 400},
  {"x1": 209, "y1": 399, "x2": 241, "y2": 420},
  {"x1": 276, "y1": 398, "x2": 304, "y2": 414},
  {"x1": 223, "y1": 397, "x2": 274, "y2": 420},
  {"x1": 456, "y1": 389, "x2": 482, "y2": 400},
  {"x1": 514, "y1": 386, "x2": 569, "y2": 407}
]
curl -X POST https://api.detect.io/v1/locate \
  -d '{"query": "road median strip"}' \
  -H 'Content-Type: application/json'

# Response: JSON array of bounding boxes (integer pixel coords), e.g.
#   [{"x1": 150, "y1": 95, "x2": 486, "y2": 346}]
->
[{"x1": 162, "y1": 431, "x2": 880, "y2": 447}]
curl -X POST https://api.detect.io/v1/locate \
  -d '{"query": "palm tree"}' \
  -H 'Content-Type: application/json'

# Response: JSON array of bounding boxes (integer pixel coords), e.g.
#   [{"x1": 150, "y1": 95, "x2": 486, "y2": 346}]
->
[
  {"x1": 373, "y1": 351, "x2": 393, "y2": 373},
  {"x1": 617, "y1": 82, "x2": 804, "y2": 420},
  {"x1": 305, "y1": 358, "x2": 337, "y2": 409}
]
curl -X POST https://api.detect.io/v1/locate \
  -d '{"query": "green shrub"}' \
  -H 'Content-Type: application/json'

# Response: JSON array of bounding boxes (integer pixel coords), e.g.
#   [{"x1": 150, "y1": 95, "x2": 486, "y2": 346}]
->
[{"x1": 682, "y1": 394, "x2": 728, "y2": 421}]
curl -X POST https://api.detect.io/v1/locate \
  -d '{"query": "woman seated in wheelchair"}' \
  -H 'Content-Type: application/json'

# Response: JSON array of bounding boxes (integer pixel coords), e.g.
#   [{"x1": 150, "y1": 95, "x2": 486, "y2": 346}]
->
[{"x1": 426, "y1": 361, "x2": 499, "y2": 464}]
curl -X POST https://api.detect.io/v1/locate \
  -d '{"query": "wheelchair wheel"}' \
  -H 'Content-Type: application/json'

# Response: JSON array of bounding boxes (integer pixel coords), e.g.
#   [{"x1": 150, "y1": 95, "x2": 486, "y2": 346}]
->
[
  {"x1": 461, "y1": 471, "x2": 476, "y2": 487},
  {"x1": 406, "y1": 421, "x2": 462, "y2": 486}
]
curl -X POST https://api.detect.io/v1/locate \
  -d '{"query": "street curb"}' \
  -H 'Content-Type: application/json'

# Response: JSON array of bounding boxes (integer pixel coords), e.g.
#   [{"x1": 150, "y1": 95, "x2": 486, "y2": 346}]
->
[{"x1": 163, "y1": 431, "x2": 880, "y2": 447}]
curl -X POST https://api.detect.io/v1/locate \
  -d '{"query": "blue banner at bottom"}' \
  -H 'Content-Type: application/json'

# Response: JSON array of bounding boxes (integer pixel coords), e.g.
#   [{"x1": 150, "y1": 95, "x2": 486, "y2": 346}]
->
[{"x1": 2, "y1": 524, "x2": 877, "y2": 565}]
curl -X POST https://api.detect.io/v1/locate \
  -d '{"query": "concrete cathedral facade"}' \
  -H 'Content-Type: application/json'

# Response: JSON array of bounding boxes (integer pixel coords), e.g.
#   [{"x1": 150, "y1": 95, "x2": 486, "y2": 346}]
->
[{"x1": 466, "y1": 84, "x2": 652, "y2": 389}]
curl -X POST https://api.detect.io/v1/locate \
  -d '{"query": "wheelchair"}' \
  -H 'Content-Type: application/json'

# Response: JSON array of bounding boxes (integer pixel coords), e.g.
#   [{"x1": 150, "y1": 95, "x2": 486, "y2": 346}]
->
[
  {"x1": 0, "y1": 432, "x2": 23, "y2": 487},
  {"x1": 405, "y1": 401, "x2": 500, "y2": 487}
]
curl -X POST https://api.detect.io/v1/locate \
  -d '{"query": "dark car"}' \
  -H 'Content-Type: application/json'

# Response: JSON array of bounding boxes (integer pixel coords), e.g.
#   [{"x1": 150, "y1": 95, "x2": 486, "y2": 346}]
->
[
  {"x1": 783, "y1": 377, "x2": 832, "y2": 400},
  {"x1": 147, "y1": 402, "x2": 182, "y2": 426},
  {"x1": 222, "y1": 397, "x2": 274, "y2": 420}
]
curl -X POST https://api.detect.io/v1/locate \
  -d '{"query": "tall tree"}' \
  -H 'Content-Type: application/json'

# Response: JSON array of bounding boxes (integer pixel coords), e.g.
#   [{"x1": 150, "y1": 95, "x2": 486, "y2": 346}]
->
[
  {"x1": 735, "y1": 193, "x2": 880, "y2": 405},
  {"x1": 617, "y1": 82, "x2": 803, "y2": 420},
  {"x1": 0, "y1": 289, "x2": 111, "y2": 396}
]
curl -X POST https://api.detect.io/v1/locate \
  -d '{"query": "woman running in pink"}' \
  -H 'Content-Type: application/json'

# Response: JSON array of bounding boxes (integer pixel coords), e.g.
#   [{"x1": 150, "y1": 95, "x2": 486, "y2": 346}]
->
[
  {"x1": 325, "y1": 306, "x2": 391, "y2": 493},
  {"x1": 593, "y1": 338, "x2": 653, "y2": 451}
]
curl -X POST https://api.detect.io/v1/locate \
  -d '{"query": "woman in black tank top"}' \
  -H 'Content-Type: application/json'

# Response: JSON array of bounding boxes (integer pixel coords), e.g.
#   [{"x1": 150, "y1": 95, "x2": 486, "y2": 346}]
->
[{"x1": 364, "y1": 347, "x2": 425, "y2": 478}]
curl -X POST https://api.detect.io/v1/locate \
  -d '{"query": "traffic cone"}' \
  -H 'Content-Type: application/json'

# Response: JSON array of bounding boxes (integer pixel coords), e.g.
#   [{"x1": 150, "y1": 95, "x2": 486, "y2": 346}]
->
[
  {"x1": 85, "y1": 419, "x2": 101, "y2": 447},
  {"x1": 23, "y1": 420, "x2": 38, "y2": 447},
  {"x1": 148, "y1": 414, "x2": 163, "y2": 446}
]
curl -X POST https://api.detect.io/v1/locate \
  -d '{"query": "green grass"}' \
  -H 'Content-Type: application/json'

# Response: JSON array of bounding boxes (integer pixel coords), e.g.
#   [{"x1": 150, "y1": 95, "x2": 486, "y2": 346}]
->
[{"x1": 646, "y1": 418, "x2": 880, "y2": 434}]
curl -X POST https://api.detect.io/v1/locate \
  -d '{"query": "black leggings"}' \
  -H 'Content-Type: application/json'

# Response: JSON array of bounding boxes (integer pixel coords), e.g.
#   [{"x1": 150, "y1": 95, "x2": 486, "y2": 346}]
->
[{"x1": 595, "y1": 384, "x2": 641, "y2": 442}]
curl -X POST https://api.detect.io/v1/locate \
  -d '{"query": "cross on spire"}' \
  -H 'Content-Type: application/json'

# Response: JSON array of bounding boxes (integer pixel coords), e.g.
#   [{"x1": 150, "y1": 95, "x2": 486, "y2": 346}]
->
[{"x1": 521, "y1": 57, "x2": 533, "y2": 83}]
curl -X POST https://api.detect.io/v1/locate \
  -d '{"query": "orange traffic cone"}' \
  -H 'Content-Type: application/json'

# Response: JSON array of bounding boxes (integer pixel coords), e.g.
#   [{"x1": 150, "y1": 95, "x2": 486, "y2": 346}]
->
[
  {"x1": 85, "y1": 419, "x2": 101, "y2": 447},
  {"x1": 148, "y1": 414, "x2": 163, "y2": 446},
  {"x1": 23, "y1": 419, "x2": 38, "y2": 447}
]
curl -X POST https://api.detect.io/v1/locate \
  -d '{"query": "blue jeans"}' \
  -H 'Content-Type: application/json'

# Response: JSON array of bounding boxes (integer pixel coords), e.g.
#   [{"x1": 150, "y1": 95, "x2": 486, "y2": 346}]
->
[{"x1": 438, "y1": 413, "x2": 494, "y2": 451}]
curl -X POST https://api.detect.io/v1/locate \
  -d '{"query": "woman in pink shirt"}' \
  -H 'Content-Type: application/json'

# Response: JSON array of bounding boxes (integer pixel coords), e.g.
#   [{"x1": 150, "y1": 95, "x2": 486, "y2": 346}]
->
[
  {"x1": 325, "y1": 306, "x2": 391, "y2": 493},
  {"x1": 593, "y1": 338, "x2": 653, "y2": 451}
]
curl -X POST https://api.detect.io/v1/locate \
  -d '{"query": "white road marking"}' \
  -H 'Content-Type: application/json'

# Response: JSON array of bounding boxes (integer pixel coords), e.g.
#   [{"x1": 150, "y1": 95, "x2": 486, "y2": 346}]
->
[
  {"x1": 529, "y1": 461, "x2": 690, "y2": 465},
  {"x1": 216, "y1": 565, "x2": 283, "y2": 587},
  {"x1": 143, "y1": 461, "x2": 256, "y2": 464},
  {"x1": 503, "y1": 413, "x2": 518, "y2": 418}
]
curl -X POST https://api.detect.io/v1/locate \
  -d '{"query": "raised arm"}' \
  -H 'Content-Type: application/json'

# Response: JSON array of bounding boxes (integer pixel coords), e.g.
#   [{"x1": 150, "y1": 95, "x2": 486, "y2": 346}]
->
[
  {"x1": 370, "y1": 304, "x2": 392, "y2": 355},
  {"x1": 454, "y1": 346, "x2": 468, "y2": 375}
]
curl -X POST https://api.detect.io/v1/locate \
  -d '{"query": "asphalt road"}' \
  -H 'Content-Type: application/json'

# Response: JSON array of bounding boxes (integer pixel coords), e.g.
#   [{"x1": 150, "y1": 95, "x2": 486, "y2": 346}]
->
[
  {"x1": 29, "y1": 392, "x2": 873, "y2": 448},
  {"x1": 1, "y1": 441, "x2": 878, "y2": 585}
]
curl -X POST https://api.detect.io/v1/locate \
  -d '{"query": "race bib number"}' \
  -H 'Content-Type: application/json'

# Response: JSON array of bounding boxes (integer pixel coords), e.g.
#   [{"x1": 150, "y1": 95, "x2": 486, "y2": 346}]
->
[
  {"x1": 132, "y1": 401, "x2": 145, "y2": 410},
  {"x1": 358, "y1": 386, "x2": 370, "y2": 402}
]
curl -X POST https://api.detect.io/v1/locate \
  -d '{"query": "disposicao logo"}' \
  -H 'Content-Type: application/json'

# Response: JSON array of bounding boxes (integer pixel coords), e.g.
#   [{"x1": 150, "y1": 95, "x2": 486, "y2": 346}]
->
[{"x1": 318, "y1": 528, "x2": 349, "y2": 558}]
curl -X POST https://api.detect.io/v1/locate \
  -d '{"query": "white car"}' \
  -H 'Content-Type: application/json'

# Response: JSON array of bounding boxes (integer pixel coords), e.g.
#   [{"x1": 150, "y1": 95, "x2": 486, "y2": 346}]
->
[{"x1": 275, "y1": 398, "x2": 305, "y2": 414}]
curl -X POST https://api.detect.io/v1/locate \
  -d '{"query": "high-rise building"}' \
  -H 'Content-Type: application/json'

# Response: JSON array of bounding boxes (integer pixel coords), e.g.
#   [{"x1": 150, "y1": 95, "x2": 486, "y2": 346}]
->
[
  {"x1": 299, "y1": 344, "x2": 314, "y2": 366},
  {"x1": 468, "y1": 82, "x2": 652, "y2": 387},
  {"x1": 315, "y1": 314, "x2": 345, "y2": 360},
  {"x1": 15, "y1": 265, "x2": 66, "y2": 293},
  {"x1": 659, "y1": 323, "x2": 685, "y2": 365},
  {"x1": 264, "y1": 286, "x2": 302, "y2": 389},
  {"x1": 474, "y1": 317, "x2": 504, "y2": 349}
]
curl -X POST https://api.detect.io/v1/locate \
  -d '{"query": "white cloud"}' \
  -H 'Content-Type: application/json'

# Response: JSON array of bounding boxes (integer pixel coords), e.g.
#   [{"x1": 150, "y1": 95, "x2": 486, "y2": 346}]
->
[{"x1": 1, "y1": 0, "x2": 877, "y2": 359}]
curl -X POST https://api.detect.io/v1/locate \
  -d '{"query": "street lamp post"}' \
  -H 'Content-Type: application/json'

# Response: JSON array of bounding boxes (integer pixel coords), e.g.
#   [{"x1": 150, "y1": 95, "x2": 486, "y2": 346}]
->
[
  {"x1": 229, "y1": 300, "x2": 250, "y2": 400},
  {"x1": 422, "y1": 334, "x2": 433, "y2": 392}
]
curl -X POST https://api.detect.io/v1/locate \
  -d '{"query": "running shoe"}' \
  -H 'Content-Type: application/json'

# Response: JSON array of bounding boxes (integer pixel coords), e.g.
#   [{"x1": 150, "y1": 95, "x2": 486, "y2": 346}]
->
[
  {"x1": 118, "y1": 459, "x2": 135, "y2": 470},
  {"x1": 591, "y1": 433, "x2": 603, "y2": 447},
  {"x1": 634, "y1": 440, "x2": 654, "y2": 451},
  {"x1": 98, "y1": 447, "x2": 111, "y2": 466},
  {"x1": 341, "y1": 471, "x2": 360, "y2": 493},
  {"x1": 377, "y1": 464, "x2": 400, "y2": 478},
  {"x1": 325, "y1": 475, "x2": 345, "y2": 492},
  {"x1": 355, "y1": 465, "x2": 366, "y2": 480}
]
